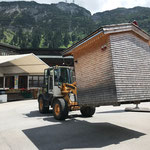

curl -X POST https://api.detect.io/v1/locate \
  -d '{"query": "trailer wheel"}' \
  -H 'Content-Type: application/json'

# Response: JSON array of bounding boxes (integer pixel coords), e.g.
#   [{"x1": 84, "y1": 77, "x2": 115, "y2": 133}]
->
[
  {"x1": 38, "y1": 96, "x2": 49, "y2": 114},
  {"x1": 80, "y1": 106, "x2": 95, "y2": 117},
  {"x1": 53, "y1": 98, "x2": 68, "y2": 120}
]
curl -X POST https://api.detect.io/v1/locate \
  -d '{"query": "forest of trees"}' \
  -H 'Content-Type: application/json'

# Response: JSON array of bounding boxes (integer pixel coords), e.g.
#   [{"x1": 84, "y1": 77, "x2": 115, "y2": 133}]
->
[{"x1": 0, "y1": 2, "x2": 150, "y2": 48}]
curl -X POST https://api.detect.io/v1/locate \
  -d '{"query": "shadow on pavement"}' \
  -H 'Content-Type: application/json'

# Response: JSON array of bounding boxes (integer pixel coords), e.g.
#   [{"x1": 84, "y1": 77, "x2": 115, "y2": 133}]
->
[
  {"x1": 96, "y1": 109, "x2": 125, "y2": 114},
  {"x1": 25, "y1": 110, "x2": 84, "y2": 122},
  {"x1": 43, "y1": 114, "x2": 83, "y2": 123},
  {"x1": 25, "y1": 110, "x2": 53, "y2": 118},
  {"x1": 25, "y1": 110, "x2": 85, "y2": 120},
  {"x1": 23, "y1": 119, "x2": 145, "y2": 150}
]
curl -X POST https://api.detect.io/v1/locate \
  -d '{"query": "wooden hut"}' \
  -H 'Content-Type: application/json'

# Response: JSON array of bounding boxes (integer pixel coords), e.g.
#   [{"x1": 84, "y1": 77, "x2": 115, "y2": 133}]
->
[{"x1": 63, "y1": 23, "x2": 150, "y2": 107}]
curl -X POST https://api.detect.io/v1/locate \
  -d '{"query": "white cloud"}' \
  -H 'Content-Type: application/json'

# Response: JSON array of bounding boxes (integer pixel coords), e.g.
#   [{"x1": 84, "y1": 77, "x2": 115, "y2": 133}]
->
[
  {"x1": 78, "y1": 0, "x2": 150, "y2": 14},
  {"x1": 0, "y1": 0, "x2": 150, "y2": 14},
  {"x1": 77, "y1": 0, "x2": 150, "y2": 14}
]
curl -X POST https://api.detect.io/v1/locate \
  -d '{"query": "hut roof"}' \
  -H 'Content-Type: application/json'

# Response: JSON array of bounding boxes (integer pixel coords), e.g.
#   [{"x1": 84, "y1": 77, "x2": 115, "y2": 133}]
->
[{"x1": 63, "y1": 23, "x2": 150, "y2": 56}]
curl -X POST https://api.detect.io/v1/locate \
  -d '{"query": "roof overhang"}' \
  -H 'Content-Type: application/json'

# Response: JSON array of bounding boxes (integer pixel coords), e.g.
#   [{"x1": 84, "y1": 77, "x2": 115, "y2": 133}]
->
[
  {"x1": 0, "y1": 53, "x2": 49, "y2": 75},
  {"x1": 38, "y1": 55, "x2": 73, "y2": 59},
  {"x1": 63, "y1": 23, "x2": 150, "y2": 56},
  {"x1": 103, "y1": 23, "x2": 150, "y2": 40},
  {"x1": 0, "y1": 43, "x2": 20, "y2": 52}
]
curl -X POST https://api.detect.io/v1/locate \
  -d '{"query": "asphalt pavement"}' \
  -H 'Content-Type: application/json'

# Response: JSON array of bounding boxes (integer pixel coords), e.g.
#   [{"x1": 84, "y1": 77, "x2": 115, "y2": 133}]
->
[{"x1": 0, "y1": 100, "x2": 150, "y2": 150}]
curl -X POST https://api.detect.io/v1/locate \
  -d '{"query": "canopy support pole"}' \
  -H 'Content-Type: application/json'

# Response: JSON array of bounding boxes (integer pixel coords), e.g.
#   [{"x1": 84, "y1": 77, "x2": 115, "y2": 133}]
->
[{"x1": 3, "y1": 76, "x2": 5, "y2": 89}]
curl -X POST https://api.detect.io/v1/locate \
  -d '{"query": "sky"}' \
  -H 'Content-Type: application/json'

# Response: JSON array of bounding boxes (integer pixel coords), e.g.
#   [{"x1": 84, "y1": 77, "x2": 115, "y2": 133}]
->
[{"x1": 0, "y1": 0, "x2": 150, "y2": 14}]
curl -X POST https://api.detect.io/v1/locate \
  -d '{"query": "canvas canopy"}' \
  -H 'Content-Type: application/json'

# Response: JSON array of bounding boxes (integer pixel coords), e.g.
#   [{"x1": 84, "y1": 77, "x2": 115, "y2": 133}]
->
[{"x1": 0, "y1": 53, "x2": 49, "y2": 75}]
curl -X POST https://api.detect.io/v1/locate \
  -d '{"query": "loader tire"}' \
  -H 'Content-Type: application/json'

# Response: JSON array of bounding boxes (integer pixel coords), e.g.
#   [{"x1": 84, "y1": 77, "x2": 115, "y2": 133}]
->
[
  {"x1": 80, "y1": 106, "x2": 95, "y2": 117},
  {"x1": 38, "y1": 96, "x2": 49, "y2": 114},
  {"x1": 53, "y1": 98, "x2": 68, "y2": 120}
]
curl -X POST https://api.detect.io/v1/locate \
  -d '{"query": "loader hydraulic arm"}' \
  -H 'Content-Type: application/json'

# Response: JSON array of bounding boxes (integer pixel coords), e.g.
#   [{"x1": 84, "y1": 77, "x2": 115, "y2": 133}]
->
[{"x1": 60, "y1": 82, "x2": 79, "y2": 110}]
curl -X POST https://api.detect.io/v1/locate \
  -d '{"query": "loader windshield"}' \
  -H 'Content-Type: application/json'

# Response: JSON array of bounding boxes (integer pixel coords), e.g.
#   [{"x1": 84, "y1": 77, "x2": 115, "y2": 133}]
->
[{"x1": 54, "y1": 68, "x2": 73, "y2": 86}]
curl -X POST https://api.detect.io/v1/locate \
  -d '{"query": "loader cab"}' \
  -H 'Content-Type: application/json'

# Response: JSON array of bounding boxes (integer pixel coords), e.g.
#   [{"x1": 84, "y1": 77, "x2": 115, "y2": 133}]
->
[{"x1": 44, "y1": 66, "x2": 73, "y2": 97}]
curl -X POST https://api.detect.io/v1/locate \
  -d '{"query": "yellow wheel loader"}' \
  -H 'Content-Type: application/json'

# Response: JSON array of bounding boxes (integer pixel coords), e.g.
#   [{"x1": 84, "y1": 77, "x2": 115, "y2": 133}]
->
[{"x1": 38, "y1": 66, "x2": 95, "y2": 120}]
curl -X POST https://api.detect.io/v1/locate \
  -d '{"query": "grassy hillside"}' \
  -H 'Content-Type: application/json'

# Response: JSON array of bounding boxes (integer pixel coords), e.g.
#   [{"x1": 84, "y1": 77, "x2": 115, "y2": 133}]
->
[{"x1": 0, "y1": 1, "x2": 149, "y2": 48}]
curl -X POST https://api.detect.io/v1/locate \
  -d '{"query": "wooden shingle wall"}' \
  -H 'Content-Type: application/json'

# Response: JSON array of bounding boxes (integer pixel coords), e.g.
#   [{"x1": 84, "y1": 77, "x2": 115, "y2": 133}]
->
[
  {"x1": 110, "y1": 32, "x2": 150, "y2": 102},
  {"x1": 74, "y1": 34, "x2": 117, "y2": 106}
]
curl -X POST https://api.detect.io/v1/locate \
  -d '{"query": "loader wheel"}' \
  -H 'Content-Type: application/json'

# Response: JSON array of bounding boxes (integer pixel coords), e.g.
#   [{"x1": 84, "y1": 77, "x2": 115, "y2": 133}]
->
[
  {"x1": 53, "y1": 98, "x2": 68, "y2": 120},
  {"x1": 80, "y1": 106, "x2": 95, "y2": 117},
  {"x1": 38, "y1": 96, "x2": 49, "y2": 114}
]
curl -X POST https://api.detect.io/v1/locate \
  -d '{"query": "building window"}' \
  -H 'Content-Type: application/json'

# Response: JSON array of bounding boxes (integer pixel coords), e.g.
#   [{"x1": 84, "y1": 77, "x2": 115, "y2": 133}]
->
[
  {"x1": 1, "y1": 52, "x2": 8, "y2": 56},
  {"x1": 39, "y1": 76, "x2": 44, "y2": 87},
  {"x1": 18, "y1": 76, "x2": 27, "y2": 89},
  {"x1": 5, "y1": 76, "x2": 14, "y2": 89},
  {"x1": 0, "y1": 77, "x2": 3, "y2": 88},
  {"x1": 29, "y1": 76, "x2": 44, "y2": 88}
]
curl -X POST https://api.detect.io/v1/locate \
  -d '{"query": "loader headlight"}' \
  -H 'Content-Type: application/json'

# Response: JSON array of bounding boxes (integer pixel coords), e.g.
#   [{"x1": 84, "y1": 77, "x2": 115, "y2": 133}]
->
[{"x1": 69, "y1": 93, "x2": 75, "y2": 102}]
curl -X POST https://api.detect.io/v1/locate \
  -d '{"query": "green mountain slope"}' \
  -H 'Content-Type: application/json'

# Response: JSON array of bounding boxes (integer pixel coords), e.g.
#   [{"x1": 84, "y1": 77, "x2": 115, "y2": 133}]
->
[
  {"x1": 92, "y1": 7, "x2": 150, "y2": 33},
  {"x1": 0, "y1": 1, "x2": 149, "y2": 48},
  {"x1": 0, "y1": 1, "x2": 94, "y2": 48}
]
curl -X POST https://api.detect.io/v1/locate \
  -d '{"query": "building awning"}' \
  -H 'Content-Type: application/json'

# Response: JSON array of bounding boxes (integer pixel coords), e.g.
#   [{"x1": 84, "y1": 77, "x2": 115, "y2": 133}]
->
[{"x1": 0, "y1": 53, "x2": 49, "y2": 75}]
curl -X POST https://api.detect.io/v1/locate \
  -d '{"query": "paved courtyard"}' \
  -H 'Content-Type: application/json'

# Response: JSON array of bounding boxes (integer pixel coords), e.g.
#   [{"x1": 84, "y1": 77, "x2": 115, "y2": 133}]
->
[{"x1": 0, "y1": 99, "x2": 150, "y2": 150}]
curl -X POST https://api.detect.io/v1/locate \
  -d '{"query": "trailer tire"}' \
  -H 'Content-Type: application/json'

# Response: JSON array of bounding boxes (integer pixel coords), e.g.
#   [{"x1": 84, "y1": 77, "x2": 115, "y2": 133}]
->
[
  {"x1": 38, "y1": 96, "x2": 49, "y2": 114},
  {"x1": 53, "y1": 98, "x2": 68, "y2": 120},
  {"x1": 80, "y1": 106, "x2": 95, "y2": 117}
]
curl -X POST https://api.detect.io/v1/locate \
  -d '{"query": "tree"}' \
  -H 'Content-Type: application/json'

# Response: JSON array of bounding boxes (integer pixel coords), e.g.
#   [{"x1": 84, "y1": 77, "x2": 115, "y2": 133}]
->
[
  {"x1": 31, "y1": 28, "x2": 41, "y2": 48},
  {"x1": 0, "y1": 28, "x2": 4, "y2": 40},
  {"x1": 10, "y1": 34, "x2": 18, "y2": 46},
  {"x1": 71, "y1": 33, "x2": 76, "y2": 42},
  {"x1": 52, "y1": 30, "x2": 63, "y2": 48},
  {"x1": 43, "y1": 30, "x2": 54, "y2": 48},
  {"x1": 64, "y1": 32, "x2": 70, "y2": 47}
]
